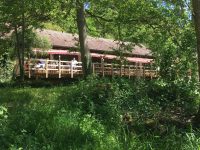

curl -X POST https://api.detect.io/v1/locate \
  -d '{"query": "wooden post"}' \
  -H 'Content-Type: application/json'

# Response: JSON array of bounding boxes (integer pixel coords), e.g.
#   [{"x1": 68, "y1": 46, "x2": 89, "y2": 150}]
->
[
  {"x1": 71, "y1": 61, "x2": 74, "y2": 78},
  {"x1": 120, "y1": 65, "x2": 122, "y2": 77},
  {"x1": 101, "y1": 58, "x2": 104, "y2": 77},
  {"x1": 136, "y1": 63, "x2": 138, "y2": 77},
  {"x1": 139, "y1": 63, "x2": 143, "y2": 78},
  {"x1": 92, "y1": 63, "x2": 95, "y2": 74},
  {"x1": 143, "y1": 64, "x2": 145, "y2": 77},
  {"x1": 102, "y1": 63, "x2": 105, "y2": 77},
  {"x1": 124, "y1": 65, "x2": 126, "y2": 76},
  {"x1": 28, "y1": 60, "x2": 31, "y2": 78},
  {"x1": 45, "y1": 59, "x2": 48, "y2": 78},
  {"x1": 150, "y1": 63, "x2": 153, "y2": 79},
  {"x1": 134, "y1": 62, "x2": 138, "y2": 77},
  {"x1": 128, "y1": 66, "x2": 130, "y2": 79},
  {"x1": 78, "y1": 53, "x2": 81, "y2": 61},
  {"x1": 111, "y1": 64, "x2": 114, "y2": 77},
  {"x1": 58, "y1": 59, "x2": 61, "y2": 78}
]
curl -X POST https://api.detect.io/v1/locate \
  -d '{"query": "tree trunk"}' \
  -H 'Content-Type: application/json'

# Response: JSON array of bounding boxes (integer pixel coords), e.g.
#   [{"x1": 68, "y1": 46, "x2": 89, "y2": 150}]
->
[
  {"x1": 192, "y1": 0, "x2": 200, "y2": 124},
  {"x1": 192, "y1": 0, "x2": 200, "y2": 81},
  {"x1": 76, "y1": 1, "x2": 92, "y2": 77},
  {"x1": 21, "y1": 0, "x2": 25, "y2": 81},
  {"x1": 14, "y1": 26, "x2": 24, "y2": 81}
]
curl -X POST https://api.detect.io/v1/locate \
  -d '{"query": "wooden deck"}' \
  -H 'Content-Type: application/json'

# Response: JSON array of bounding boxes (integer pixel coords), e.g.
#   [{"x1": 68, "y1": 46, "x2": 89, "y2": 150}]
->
[{"x1": 21, "y1": 59, "x2": 158, "y2": 79}]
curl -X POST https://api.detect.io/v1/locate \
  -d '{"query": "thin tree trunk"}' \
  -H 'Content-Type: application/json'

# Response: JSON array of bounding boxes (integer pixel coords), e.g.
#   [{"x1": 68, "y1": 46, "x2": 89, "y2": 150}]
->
[
  {"x1": 192, "y1": 0, "x2": 200, "y2": 124},
  {"x1": 14, "y1": 26, "x2": 24, "y2": 81},
  {"x1": 21, "y1": 0, "x2": 25, "y2": 81},
  {"x1": 192, "y1": 0, "x2": 200, "y2": 81},
  {"x1": 76, "y1": 1, "x2": 91, "y2": 77}
]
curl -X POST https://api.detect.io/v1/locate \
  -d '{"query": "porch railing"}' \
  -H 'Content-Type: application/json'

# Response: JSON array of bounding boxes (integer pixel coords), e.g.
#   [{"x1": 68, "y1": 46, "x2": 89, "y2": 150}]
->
[{"x1": 22, "y1": 59, "x2": 158, "y2": 79}]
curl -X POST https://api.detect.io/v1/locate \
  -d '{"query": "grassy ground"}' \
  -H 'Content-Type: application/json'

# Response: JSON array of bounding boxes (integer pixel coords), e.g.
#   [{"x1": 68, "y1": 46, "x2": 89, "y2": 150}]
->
[{"x1": 0, "y1": 77, "x2": 200, "y2": 150}]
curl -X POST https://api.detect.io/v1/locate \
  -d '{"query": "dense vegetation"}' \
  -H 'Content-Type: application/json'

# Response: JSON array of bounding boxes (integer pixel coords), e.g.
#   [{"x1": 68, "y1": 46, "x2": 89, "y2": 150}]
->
[
  {"x1": 1, "y1": 0, "x2": 200, "y2": 149},
  {"x1": 0, "y1": 77, "x2": 200, "y2": 149}
]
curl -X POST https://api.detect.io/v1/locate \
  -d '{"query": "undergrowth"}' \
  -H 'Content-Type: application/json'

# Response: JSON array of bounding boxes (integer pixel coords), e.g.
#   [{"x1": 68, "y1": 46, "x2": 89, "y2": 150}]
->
[{"x1": 0, "y1": 76, "x2": 200, "y2": 150}]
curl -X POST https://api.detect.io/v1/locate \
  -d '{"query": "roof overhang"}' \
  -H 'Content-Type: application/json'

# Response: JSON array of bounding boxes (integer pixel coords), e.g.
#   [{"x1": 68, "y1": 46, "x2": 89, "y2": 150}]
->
[
  {"x1": 33, "y1": 49, "x2": 153, "y2": 64},
  {"x1": 91, "y1": 53, "x2": 153, "y2": 63}
]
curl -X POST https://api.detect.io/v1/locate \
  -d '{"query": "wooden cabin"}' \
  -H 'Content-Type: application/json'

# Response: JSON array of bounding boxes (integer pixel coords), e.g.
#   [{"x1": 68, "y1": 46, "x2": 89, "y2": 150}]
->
[{"x1": 20, "y1": 29, "x2": 158, "y2": 79}]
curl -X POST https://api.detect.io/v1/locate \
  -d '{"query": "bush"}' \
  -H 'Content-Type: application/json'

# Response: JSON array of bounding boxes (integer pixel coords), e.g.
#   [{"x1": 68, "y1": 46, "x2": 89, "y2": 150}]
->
[{"x1": 148, "y1": 78, "x2": 200, "y2": 115}]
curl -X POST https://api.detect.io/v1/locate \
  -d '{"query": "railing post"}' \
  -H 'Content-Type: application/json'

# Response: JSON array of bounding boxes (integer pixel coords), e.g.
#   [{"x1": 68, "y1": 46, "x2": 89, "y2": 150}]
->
[
  {"x1": 71, "y1": 61, "x2": 74, "y2": 78},
  {"x1": 120, "y1": 65, "x2": 122, "y2": 77},
  {"x1": 101, "y1": 58, "x2": 104, "y2": 77},
  {"x1": 143, "y1": 64, "x2": 145, "y2": 77},
  {"x1": 58, "y1": 59, "x2": 61, "y2": 78},
  {"x1": 124, "y1": 65, "x2": 126, "y2": 76},
  {"x1": 150, "y1": 63, "x2": 153, "y2": 79},
  {"x1": 103, "y1": 63, "x2": 105, "y2": 77},
  {"x1": 45, "y1": 59, "x2": 48, "y2": 78},
  {"x1": 128, "y1": 66, "x2": 130, "y2": 79},
  {"x1": 111, "y1": 64, "x2": 114, "y2": 77},
  {"x1": 135, "y1": 63, "x2": 138, "y2": 77},
  {"x1": 92, "y1": 63, "x2": 95, "y2": 74},
  {"x1": 139, "y1": 62, "x2": 143, "y2": 78},
  {"x1": 28, "y1": 60, "x2": 31, "y2": 78}
]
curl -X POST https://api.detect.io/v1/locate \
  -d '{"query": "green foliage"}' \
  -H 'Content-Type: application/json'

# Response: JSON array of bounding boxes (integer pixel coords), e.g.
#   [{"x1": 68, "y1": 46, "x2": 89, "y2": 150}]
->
[
  {"x1": 32, "y1": 32, "x2": 52, "y2": 50},
  {"x1": 42, "y1": 22, "x2": 65, "y2": 32},
  {"x1": 149, "y1": 78, "x2": 200, "y2": 114},
  {"x1": 10, "y1": 30, "x2": 52, "y2": 56}
]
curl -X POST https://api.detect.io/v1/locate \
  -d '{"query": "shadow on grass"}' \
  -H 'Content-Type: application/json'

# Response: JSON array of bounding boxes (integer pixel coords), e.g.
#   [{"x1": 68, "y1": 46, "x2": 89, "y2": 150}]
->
[
  {"x1": 0, "y1": 77, "x2": 81, "y2": 89},
  {"x1": 0, "y1": 88, "x2": 33, "y2": 107}
]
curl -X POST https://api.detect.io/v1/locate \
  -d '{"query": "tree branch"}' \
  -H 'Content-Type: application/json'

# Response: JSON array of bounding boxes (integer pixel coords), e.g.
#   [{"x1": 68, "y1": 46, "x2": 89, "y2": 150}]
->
[{"x1": 86, "y1": 10, "x2": 114, "y2": 22}]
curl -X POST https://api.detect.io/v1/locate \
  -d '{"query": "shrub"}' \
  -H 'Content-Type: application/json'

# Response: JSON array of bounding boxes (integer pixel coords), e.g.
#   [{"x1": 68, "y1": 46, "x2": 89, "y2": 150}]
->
[{"x1": 0, "y1": 53, "x2": 14, "y2": 83}]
